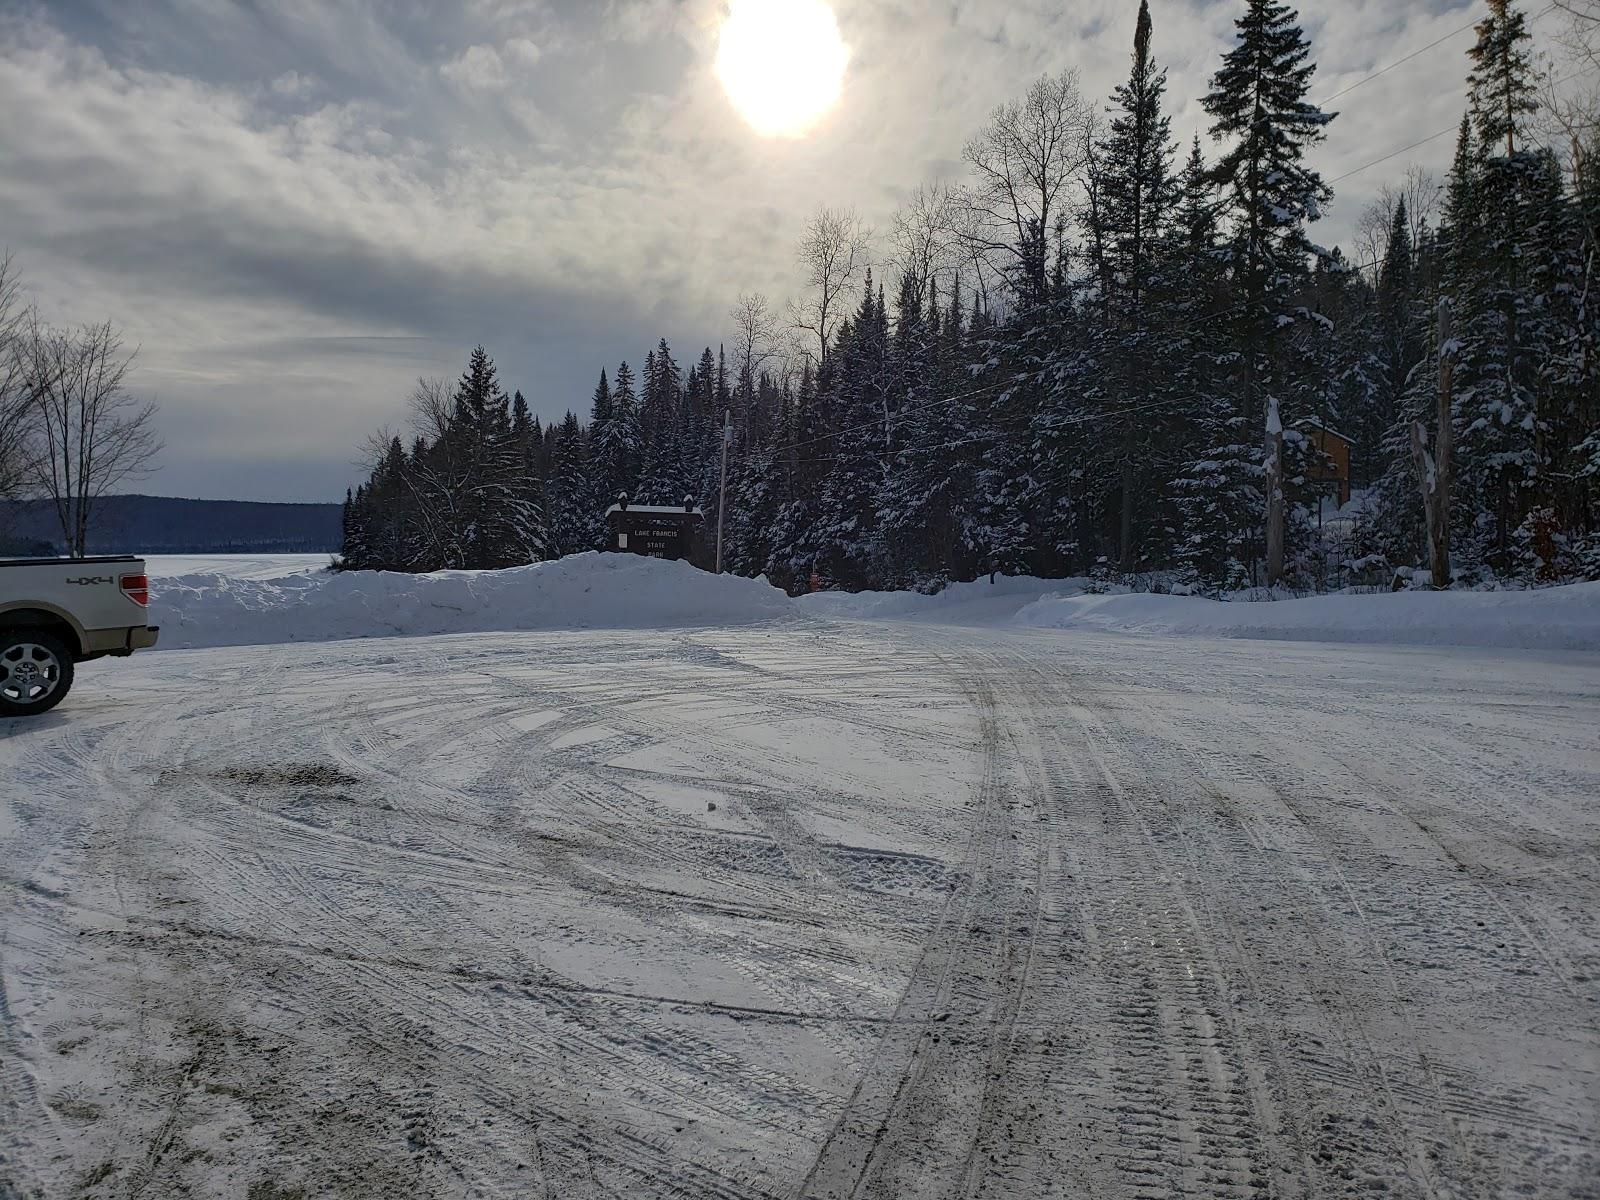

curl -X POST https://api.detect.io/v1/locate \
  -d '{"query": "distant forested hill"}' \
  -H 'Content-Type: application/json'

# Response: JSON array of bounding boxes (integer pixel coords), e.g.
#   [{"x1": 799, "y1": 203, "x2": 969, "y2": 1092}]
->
[{"x1": 0, "y1": 495, "x2": 342, "y2": 555}]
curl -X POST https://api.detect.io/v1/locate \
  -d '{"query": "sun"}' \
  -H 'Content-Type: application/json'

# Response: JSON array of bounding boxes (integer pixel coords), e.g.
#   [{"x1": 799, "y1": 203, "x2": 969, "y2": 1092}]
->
[{"x1": 715, "y1": 0, "x2": 849, "y2": 138}]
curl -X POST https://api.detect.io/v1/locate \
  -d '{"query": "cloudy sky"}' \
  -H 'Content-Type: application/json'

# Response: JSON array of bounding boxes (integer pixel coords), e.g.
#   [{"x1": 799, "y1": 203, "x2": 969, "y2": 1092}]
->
[{"x1": 0, "y1": 0, "x2": 1560, "y2": 502}]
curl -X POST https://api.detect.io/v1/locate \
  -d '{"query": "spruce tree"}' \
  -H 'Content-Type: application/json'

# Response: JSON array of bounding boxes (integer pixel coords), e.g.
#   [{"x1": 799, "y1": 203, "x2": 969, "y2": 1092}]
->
[
  {"x1": 1456, "y1": 0, "x2": 1547, "y2": 569},
  {"x1": 594, "y1": 360, "x2": 640, "y2": 507},
  {"x1": 1171, "y1": 138, "x2": 1259, "y2": 588},
  {"x1": 546, "y1": 411, "x2": 594, "y2": 557},
  {"x1": 1090, "y1": 0, "x2": 1181, "y2": 570},
  {"x1": 1203, "y1": 0, "x2": 1334, "y2": 582}
]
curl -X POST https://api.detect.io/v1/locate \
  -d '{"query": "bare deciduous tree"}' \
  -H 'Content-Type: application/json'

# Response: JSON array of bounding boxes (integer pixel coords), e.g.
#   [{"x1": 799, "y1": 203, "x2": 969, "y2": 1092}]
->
[
  {"x1": 408, "y1": 375, "x2": 454, "y2": 444},
  {"x1": 959, "y1": 69, "x2": 1094, "y2": 302},
  {"x1": 789, "y1": 207, "x2": 871, "y2": 368},
  {"x1": 730, "y1": 292, "x2": 779, "y2": 398},
  {"x1": 19, "y1": 319, "x2": 161, "y2": 557},
  {"x1": 400, "y1": 376, "x2": 466, "y2": 567},
  {"x1": 1538, "y1": 0, "x2": 1598, "y2": 223},
  {"x1": 1353, "y1": 167, "x2": 1441, "y2": 278},
  {"x1": 1352, "y1": 198, "x2": 1391, "y2": 277},
  {"x1": 0, "y1": 254, "x2": 33, "y2": 505},
  {"x1": 888, "y1": 183, "x2": 963, "y2": 315}
]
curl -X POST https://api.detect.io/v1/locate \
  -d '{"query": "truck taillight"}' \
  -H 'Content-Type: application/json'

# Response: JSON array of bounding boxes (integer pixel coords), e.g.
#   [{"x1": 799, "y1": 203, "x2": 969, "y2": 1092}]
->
[{"x1": 120, "y1": 574, "x2": 149, "y2": 607}]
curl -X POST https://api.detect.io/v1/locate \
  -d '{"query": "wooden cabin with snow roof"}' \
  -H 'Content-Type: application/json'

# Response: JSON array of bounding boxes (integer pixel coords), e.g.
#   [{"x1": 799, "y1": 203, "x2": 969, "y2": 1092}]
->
[{"x1": 1297, "y1": 418, "x2": 1355, "y2": 510}]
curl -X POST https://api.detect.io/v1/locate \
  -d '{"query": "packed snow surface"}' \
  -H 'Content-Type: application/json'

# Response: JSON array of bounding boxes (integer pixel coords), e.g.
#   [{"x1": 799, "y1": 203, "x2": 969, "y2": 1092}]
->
[
  {"x1": 150, "y1": 553, "x2": 798, "y2": 649},
  {"x1": 804, "y1": 575, "x2": 1600, "y2": 651},
  {"x1": 2, "y1": 621, "x2": 1595, "y2": 1198}
]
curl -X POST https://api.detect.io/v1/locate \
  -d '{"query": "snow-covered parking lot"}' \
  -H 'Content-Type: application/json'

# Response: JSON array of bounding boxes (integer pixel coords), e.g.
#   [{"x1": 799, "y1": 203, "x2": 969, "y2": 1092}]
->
[{"x1": 3, "y1": 563, "x2": 1599, "y2": 1198}]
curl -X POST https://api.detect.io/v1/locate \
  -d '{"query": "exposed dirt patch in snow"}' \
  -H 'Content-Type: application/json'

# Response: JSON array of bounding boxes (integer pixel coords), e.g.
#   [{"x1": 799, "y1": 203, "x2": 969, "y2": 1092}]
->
[{"x1": 210, "y1": 762, "x2": 362, "y2": 790}]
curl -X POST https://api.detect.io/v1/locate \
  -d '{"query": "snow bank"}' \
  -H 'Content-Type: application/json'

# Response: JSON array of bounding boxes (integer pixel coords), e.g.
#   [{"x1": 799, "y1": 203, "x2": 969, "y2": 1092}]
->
[
  {"x1": 151, "y1": 553, "x2": 797, "y2": 650},
  {"x1": 803, "y1": 573, "x2": 1600, "y2": 652},
  {"x1": 800, "y1": 575, "x2": 1091, "y2": 624},
  {"x1": 1012, "y1": 583, "x2": 1600, "y2": 652}
]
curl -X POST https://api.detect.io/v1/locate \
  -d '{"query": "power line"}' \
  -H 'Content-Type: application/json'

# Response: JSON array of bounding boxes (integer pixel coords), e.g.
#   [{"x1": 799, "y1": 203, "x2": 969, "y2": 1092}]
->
[
  {"x1": 1318, "y1": 3, "x2": 1558, "y2": 106},
  {"x1": 1327, "y1": 66, "x2": 1594, "y2": 186},
  {"x1": 765, "y1": 260, "x2": 1392, "y2": 469},
  {"x1": 1328, "y1": 126, "x2": 1460, "y2": 185},
  {"x1": 787, "y1": 400, "x2": 1179, "y2": 469}
]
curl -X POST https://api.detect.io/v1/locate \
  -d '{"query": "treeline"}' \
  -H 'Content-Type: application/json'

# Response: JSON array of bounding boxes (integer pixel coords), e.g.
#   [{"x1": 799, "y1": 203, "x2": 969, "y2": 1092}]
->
[{"x1": 343, "y1": 0, "x2": 1598, "y2": 591}]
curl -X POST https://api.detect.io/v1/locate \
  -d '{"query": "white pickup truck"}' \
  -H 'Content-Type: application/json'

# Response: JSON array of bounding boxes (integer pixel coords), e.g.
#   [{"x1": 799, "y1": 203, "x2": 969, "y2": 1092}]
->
[{"x1": 0, "y1": 556, "x2": 160, "y2": 717}]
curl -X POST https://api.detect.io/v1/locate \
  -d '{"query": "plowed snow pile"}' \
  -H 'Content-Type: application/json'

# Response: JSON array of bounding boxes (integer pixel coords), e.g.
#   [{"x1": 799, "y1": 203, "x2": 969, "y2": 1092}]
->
[
  {"x1": 804, "y1": 576, "x2": 1600, "y2": 651},
  {"x1": 151, "y1": 553, "x2": 796, "y2": 649},
  {"x1": 1013, "y1": 582, "x2": 1600, "y2": 650}
]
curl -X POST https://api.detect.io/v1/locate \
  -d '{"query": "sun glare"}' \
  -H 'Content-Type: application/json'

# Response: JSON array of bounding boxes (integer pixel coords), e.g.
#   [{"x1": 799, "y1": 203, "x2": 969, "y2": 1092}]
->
[{"x1": 715, "y1": 0, "x2": 848, "y2": 138}]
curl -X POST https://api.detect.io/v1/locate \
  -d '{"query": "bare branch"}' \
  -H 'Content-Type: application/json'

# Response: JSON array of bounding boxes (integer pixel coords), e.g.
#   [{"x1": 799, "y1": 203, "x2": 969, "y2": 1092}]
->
[
  {"x1": 408, "y1": 377, "x2": 454, "y2": 443},
  {"x1": 1536, "y1": 0, "x2": 1599, "y2": 196},
  {"x1": 790, "y1": 206, "x2": 871, "y2": 367},
  {"x1": 0, "y1": 253, "x2": 35, "y2": 504},
  {"x1": 888, "y1": 183, "x2": 964, "y2": 316},
  {"x1": 16, "y1": 317, "x2": 161, "y2": 555},
  {"x1": 730, "y1": 292, "x2": 779, "y2": 398},
  {"x1": 959, "y1": 68, "x2": 1093, "y2": 300}
]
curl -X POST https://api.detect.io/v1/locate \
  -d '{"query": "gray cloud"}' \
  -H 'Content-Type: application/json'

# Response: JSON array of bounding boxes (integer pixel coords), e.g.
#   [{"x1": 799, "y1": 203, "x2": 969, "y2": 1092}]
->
[{"x1": 0, "y1": 0, "x2": 1553, "y2": 501}]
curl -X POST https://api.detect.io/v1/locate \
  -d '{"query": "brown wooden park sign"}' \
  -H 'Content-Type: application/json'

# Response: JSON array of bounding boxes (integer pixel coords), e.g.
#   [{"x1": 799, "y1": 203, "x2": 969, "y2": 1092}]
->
[{"x1": 605, "y1": 494, "x2": 705, "y2": 563}]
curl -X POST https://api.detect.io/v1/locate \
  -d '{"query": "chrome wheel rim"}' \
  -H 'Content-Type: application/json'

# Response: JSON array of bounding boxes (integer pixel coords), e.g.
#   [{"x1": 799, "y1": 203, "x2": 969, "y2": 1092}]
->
[{"x1": 1, "y1": 643, "x2": 63, "y2": 705}]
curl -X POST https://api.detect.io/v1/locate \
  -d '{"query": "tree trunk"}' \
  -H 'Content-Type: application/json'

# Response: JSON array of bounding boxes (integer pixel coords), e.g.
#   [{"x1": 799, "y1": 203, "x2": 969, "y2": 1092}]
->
[
  {"x1": 1119, "y1": 422, "x2": 1135, "y2": 573},
  {"x1": 1411, "y1": 421, "x2": 1449, "y2": 587},
  {"x1": 1264, "y1": 397, "x2": 1285, "y2": 585},
  {"x1": 1432, "y1": 299, "x2": 1455, "y2": 585}
]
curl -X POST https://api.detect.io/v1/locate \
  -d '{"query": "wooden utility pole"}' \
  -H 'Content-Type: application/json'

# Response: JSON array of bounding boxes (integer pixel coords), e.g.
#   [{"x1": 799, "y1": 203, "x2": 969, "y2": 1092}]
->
[
  {"x1": 715, "y1": 410, "x2": 731, "y2": 574},
  {"x1": 1411, "y1": 299, "x2": 1455, "y2": 587}
]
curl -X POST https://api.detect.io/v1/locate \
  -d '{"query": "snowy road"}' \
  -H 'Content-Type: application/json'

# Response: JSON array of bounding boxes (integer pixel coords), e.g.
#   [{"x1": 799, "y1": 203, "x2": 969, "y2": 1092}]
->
[{"x1": 2, "y1": 620, "x2": 1597, "y2": 1198}]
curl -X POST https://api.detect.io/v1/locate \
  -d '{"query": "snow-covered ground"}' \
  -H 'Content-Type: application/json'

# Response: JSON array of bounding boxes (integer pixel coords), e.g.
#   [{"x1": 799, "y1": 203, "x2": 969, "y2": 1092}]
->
[
  {"x1": 3, "y1": 563, "x2": 1598, "y2": 1198},
  {"x1": 146, "y1": 553, "x2": 333, "y2": 581}
]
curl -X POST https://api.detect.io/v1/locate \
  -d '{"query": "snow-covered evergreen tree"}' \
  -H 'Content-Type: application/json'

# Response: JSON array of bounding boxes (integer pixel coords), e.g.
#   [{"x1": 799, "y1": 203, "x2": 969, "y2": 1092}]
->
[{"x1": 1202, "y1": 0, "x2": 1335, "y2": 582}]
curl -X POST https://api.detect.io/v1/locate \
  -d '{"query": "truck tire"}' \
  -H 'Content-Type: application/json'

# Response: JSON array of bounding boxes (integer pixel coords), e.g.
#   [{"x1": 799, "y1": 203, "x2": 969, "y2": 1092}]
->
[{"x1": 0, "y1": 631, "x2": 75, "y2": 718}]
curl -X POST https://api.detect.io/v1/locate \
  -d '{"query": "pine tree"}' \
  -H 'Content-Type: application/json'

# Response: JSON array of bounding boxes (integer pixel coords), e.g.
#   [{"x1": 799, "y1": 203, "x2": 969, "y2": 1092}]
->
[
  {"x1": 638, "y1": 339, "x2": 684, "y2": 500},
  {"x1": 1455, "y1": 0, "x2": 1548, "y2": 570},
  {"x1": 448, "y1": 347, "x2": 541, "y2": 568},
  {"x1": 1370, "y1": 197, "x2": 1423, "y2": 476},
  {"x1": 1203, "y1": 0, "x2": 1335, "y2": 582},
  {"x1": 1171, "y1": 138, "x2": 1259, "y2": 588},
  {"x1": 339, "y1": 487, "x2": 371, "y2": 570},
  {"x1": 1089, "y1": 0, "x2": 1181, "y2": 570},
  {"x1": 546, "y1": 411, "x2": 594, "y2": 557},
  {"x1": 594, "y1": 360, "x2": 640, "y2": 507},
  {"x1": 810, "y1": 273, "x2": 891, "y2": 589}
]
